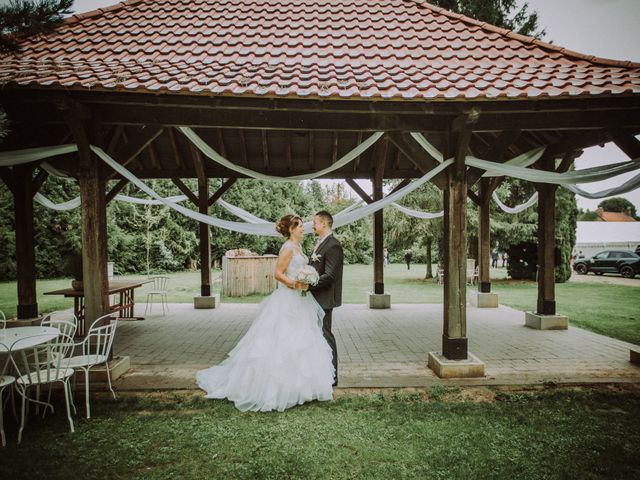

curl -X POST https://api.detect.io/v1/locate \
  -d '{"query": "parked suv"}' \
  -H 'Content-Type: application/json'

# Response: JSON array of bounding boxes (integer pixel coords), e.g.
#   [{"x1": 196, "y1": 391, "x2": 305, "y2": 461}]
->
[{"x1": 573, "y1": 250, "x2": 640, "y2": 278}]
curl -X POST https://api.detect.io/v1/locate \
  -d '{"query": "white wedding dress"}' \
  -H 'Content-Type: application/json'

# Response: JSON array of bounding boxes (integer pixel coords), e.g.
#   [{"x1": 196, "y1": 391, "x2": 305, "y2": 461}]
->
[{"x1": 196, "y1": 240, "x2": 335, "y2": 412}]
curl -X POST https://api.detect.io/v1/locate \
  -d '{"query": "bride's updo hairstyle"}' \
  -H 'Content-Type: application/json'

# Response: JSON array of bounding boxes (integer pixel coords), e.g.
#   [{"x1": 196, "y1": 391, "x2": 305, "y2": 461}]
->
[{"x1": 275, "y1": 214, "x2": 302, "y2": 238}]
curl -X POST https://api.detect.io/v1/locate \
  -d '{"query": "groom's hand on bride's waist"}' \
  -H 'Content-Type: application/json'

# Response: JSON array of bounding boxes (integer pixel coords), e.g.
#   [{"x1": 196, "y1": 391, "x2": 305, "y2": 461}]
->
[{"x1": 295, "y1": 281, "x2": 310, "y2": 291}]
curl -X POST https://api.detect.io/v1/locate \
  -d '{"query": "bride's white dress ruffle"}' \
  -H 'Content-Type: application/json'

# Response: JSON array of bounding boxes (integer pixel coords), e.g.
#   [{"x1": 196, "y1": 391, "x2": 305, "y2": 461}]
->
[{"x1": 196, "y1": 241, "x2": 335, "y2": 412}]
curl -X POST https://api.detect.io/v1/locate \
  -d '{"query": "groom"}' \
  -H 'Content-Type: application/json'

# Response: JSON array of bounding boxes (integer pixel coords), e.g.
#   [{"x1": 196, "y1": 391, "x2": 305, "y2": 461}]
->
[{"x1": 307, "y1": 210, "x2": 343, "y2": 387}]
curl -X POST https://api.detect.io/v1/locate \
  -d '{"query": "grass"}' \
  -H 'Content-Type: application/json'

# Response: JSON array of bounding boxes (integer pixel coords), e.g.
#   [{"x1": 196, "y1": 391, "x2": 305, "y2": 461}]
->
[
  {"x1": 0, "y1": 386, "x2": 639, "y2": 479},
  {"x1": 1, "y1": 264, "x2": 638, "y2": 345}
]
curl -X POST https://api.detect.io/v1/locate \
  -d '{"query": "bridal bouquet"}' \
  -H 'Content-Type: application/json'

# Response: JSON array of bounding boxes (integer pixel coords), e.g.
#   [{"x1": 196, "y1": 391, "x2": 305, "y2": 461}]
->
[{"x1": 296, "y1": 266, "x2": 319, "y2": 296}]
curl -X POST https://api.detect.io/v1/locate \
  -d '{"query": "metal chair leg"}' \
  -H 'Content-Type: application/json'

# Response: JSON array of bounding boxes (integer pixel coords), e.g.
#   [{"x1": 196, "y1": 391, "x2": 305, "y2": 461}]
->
[{"x1": 62, "y1": 380, "x2": 75, "y2": 434}]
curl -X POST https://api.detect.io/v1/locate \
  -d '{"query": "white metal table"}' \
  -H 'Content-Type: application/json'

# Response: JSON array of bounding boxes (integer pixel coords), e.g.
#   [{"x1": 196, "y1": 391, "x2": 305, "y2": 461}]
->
[{"x1": 0, "y1": 326, "x2": 60, "y2": 354}]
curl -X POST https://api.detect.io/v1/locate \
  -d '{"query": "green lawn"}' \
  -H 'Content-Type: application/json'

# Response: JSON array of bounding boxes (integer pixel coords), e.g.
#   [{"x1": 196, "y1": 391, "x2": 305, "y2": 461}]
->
[
  {"x1": 1, "y1": 264, "x2": 638, "y2": 345},
  {"x1": 0, "y1": 386, "x2": 639, "y2": 479}
]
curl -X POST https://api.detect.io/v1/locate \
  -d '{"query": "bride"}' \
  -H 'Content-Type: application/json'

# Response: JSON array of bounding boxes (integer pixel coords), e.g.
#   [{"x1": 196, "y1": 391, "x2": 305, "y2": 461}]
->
[{"x1": 196, "y1": 214, "x2": 335, "y2": 412}]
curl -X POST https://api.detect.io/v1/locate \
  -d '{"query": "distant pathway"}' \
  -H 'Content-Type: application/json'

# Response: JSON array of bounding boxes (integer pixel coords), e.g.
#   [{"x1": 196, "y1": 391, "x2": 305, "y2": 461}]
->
[{"x1": 568, "y1": 273, "x2": 640, "y2": 287}]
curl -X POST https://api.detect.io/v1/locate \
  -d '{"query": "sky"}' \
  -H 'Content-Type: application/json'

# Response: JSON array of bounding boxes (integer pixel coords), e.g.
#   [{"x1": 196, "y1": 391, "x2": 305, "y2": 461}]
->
[{"x1": 59, "y1": 0, "x2": 640, "y2": 211}]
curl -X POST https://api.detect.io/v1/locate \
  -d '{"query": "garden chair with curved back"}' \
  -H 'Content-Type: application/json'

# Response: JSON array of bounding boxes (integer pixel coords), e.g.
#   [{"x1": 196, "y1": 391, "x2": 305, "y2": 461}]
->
[
  {"x1": 40, "y1": 311, "x2": 78, "y2": 339},
  {"x1": 36, "y1": 312, "x2": 78, "y2": 413},
  {"x1": 65, "y1": 313, "x2": 118, "y2": 419},
  {"x1": 10, "y1": 331, "x2": 77, "y2": 444},
  {"x1": 145, "y1": 275, "x2": 170, "y2": 315}
]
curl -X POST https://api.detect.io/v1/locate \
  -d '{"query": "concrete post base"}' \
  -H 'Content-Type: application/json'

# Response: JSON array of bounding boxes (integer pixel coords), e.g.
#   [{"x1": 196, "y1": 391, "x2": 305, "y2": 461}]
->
[
  {"x1": 5, "y1": 316, "x2": 43, "y2": 328},
  {"x1": 368, "y1": 292, "x2": 391, "y2": 309},
  {"x1": 630, "y1": 349, "x2": 640, "y2": 366},
  {"x1": 469, "y1": 291, "x2": 499, "y2": 308},
  {"x1": 73, "y1": 355, "x2": 131, "y2": 385},
  {"x1": 427, "y1": 351, "x2": 485, "y2": 378},
  {"x1": 525, "y1": 311, "x2": 568, "y2": 330},
  {"x1": 194, "y1": 294, "x2": 220, "y2": 309}
]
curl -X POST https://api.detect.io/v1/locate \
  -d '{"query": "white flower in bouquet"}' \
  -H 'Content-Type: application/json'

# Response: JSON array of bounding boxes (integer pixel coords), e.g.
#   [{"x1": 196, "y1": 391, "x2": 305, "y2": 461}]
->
[{"x1": 296, "y1": 265, "x2": 319, "y2": 296}]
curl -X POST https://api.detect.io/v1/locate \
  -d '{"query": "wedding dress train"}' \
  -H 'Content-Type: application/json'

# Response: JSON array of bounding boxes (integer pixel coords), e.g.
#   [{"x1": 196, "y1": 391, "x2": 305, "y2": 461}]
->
[{"x1": 196, "y1": 241, "x2": 335, "y2": 412}]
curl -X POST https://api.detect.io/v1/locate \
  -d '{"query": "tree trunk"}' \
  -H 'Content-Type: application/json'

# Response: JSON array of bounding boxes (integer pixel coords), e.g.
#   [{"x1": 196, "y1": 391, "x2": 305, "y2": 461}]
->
[{"x1": 425, "y1": 237, "x2": 433, "y2": 279}]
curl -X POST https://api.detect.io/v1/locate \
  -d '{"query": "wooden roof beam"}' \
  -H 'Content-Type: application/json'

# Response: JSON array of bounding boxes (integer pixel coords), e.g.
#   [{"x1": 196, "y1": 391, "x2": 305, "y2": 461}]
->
[
  {"x1": 106, "y1": 178, "x2": 128, "y2": 203},
  {"x1": 609, "y1": 129, "x2": 640, "y2": 160},
  {"x1": 208, "y1": 178, "x2": 237, "y2": 207},
  {"x1": 238, "y1": 129, "x2": 248, "y2": 167},
  {"x1": 261, "y1": 131, "x2": 269, "y2": 168},
  {"x1": 167, "y1": 127, "x2": 185, "y2": 169},
  {"x1": 387, "y1": 131, "x2": 447, "y2": 190},
  {"x1": 345, "y1": 178, "x2": 372, "y2": 204},
  {"x1": 106, "y1": 125, "x2": 163, "y2": 179},
  {"x1": 171, "y1": 178, "x2": 198, "y2": 205}
]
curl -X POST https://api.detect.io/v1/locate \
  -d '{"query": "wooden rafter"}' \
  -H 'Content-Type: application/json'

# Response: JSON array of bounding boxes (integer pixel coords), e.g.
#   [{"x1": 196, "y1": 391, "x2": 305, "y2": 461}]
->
[
  {"x1": 609, "y1": 129, "x2": 640, "y2": 160},
  {"x1": 345, "y1": 178, "x2": 372, "y2": 204},
  {"x1": 208, "y1": 178, "x2": 237, "y2": 207},
  {"x1": 387, "y1": 131, "x2": 447, "y2": 190},
  {"x1": 389, "y1": 178, "x2": 411, "y2": 195},
  {"x1": 106, "y1": 125, "x2": 163, "y2": 179},
  {"x1": 189, "y1": 141, "x2": 207, "y2": 186},
  {"x1": 286, "y1": 131, "x2": 292, "y2": 170},
  {"x1": 0, "y1": 167, "x2": 15, "y2": 194},
  {"x1": 148, "y1": 142, "x2": 161, "y2": 170},
  {"x1": 106, "y1": 125, "x2": 124, "y2": 155},
  {"x1": 331, "y1": 132, "x2": 338, "y2": 164},
  {"x1": 216, "y1": 129, "x2": 226, "y2": 157},
  {"x1": 171, "y1": 177, "x2": 198, "y2": 205},
  {"x1": 353, "y1": 132, "x2": 363, "y2": 173},
  {"x1": 167, "y1": 127, "x2": 184, "y2": 169},
  {"x1": 261, "y1": 130, "x2": 269, "y2": 168},
  {"x1": 106, "y1": 178, "x2": 129, "y2": 203},
  {"x1": 238, "y1": 129, "x2": 248, "y2": 167},
  {"x1": 32, "y1": 169, "x2": 49, "y2": 195}
]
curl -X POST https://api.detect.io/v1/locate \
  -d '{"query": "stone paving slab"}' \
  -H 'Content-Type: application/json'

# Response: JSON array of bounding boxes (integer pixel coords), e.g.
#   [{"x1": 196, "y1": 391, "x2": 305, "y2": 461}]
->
[{"x1": 112, "y1": 303, "x2": 640, "y2": 390}]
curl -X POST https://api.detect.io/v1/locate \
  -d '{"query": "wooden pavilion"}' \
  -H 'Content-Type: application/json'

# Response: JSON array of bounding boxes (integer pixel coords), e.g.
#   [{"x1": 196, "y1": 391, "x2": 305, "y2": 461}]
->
[{"x1": 1, "y1": 0, "x2": 639, "y2": 376}]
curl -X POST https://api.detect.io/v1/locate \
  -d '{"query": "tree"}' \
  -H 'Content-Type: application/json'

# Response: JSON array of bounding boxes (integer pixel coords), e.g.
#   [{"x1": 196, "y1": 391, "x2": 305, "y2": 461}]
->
[
  {"x1": 0, "y1": 0, "x2": 73, "y2": 53},
  {"x1": 597, "y1": 197, "x2": 638, "y2": 219},
  {"x1": 384, "y1": 181, "x2": 443, "y2": 279},
  {"x1": 0, "y1": 0, "x2": 74, "y2": 139},
  {"x1": 430, "y1": 0, "x2": 545, "y2": 37}
]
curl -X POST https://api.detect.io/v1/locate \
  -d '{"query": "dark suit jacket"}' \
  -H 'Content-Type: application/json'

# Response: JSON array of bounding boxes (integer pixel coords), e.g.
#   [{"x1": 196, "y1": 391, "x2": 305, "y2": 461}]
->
[{"x1": 309, "y1": 234, "x2": 344, "y2": 309}]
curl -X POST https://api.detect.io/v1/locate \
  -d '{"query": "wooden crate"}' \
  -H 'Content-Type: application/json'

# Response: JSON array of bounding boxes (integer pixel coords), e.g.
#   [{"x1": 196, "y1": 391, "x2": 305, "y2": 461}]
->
[{"x1": 222, "y1": 255, "x2": 278, "y2": 297}]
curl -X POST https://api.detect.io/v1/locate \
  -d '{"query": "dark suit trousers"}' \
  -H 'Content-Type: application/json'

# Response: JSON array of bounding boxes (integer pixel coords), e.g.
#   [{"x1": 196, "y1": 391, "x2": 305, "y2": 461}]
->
[{"x1": 322, "y1": 308, "x2": 338, "y2": 385}]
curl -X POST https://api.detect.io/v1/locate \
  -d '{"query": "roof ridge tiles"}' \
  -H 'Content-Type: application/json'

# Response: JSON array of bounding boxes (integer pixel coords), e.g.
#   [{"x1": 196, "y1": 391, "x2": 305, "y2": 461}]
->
[{"x1": 411, "y1": 0, "x2": 640, "y2": 69}]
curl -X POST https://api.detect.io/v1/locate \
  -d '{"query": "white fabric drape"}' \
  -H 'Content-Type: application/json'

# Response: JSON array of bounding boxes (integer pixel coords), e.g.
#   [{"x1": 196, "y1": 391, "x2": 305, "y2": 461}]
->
[
  {"x1": 390, "y1": 203, "x2": 444, "y2": 219},
  {"x1": 492, "y1": 191, "x2": 539, "y2": 214},
  {"x1": 562, "y1": 171, "x2": 640, "y2": 198},
  {"x1": 179, "y1": 127, "x2": 384, "y2": 182},
  {"x1": 466, "y1": 156, "x2": 640, "y2": 184},
  {"x1": 0, "y1": 144, "x2": 78, "y2": 167}
]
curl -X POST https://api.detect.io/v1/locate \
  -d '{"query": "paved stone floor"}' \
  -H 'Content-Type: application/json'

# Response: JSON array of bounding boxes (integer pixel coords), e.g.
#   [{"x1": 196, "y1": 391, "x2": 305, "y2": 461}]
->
[{"x1": 113, "y1": 302, "x2": 640, "y2": 390}]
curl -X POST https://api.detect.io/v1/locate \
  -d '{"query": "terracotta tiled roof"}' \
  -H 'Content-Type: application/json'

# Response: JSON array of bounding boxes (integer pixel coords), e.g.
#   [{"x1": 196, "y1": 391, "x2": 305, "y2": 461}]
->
[
  {"x1": 1, "y1": 0, "x2": 639, "y2": 100},
  {"x1": 597, "y1": 210, "x2": 637, "y2": 222}
]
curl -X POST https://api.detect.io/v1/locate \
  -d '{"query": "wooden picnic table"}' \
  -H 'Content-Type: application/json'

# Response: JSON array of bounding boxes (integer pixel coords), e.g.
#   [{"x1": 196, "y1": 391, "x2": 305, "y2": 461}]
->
[{"x1": 44, "y1": 280, "x2": 149, "y2": 336}]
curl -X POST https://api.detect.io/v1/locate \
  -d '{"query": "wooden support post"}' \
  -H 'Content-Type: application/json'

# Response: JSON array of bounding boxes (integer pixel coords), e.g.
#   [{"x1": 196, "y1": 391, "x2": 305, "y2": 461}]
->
[
  {"x1": 190, "y1": 142, "x2": 212, "y2": 297},
  {"x1": 67, "y1": 113, "x2": 110, "y2": 326},
  {"x1": 442, "y1": 126, "x2": 472, "y2": 360},
  {"x1": 536, "y1": 178, "x2": 557, "y2": 315},
  {"x1": 372, "y1": 140, "x2": 387, "y2": 295},
  {"x1": 477, "y1": 178, "x2": 491, "y2": 293},
  {"x1": 13, "y1": 165, "x2": 38, "y2": 318},
  {"x1": 198, "y1": 180, "x2": 212, "y2": 297}
]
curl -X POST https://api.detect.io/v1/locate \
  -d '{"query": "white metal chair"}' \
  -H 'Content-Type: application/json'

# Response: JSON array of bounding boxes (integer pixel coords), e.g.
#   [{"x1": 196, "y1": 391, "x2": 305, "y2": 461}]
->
[
  {"x1": 66, "y1": 314, "x2": 118, "y2": 419},
  {"x1": 10, "y1": 332, "x2": 76, "y2": 444},
  {"x1": 0, "y1": 310, "x2": 6, "y2": 329},
  {"x1": 0, "y1": 341, "x2": 15, "y2": 447},
  {"x1": 41, "y1": 312, "x2": 78, "y2": 339},
  {"x1": 145, "y1": 275, "x2": 170, "y2": 315}
]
